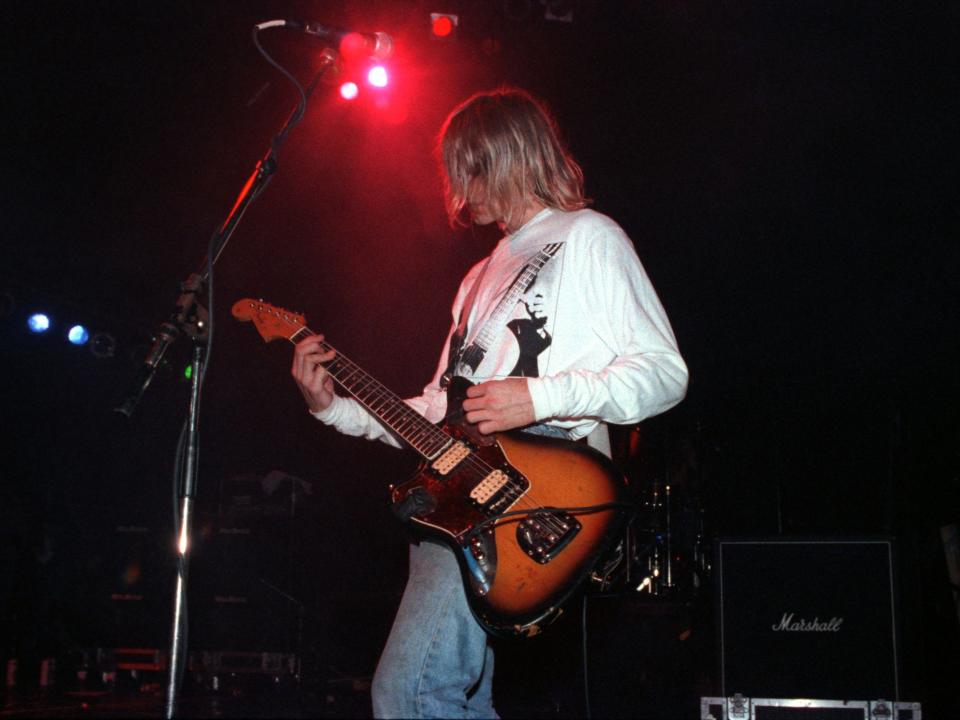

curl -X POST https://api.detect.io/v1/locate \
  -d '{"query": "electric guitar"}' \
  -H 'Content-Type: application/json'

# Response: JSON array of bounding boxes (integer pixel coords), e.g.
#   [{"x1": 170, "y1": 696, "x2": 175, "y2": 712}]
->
[{"x1": 232, "y1": 298, "x2": 630, "y2": 636}]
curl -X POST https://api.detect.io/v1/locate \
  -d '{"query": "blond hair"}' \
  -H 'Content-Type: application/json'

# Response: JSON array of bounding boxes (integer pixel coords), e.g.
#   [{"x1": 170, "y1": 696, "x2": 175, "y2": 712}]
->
[{"x1": 438, "y1": 87, "x2": 587, "y2": 227}]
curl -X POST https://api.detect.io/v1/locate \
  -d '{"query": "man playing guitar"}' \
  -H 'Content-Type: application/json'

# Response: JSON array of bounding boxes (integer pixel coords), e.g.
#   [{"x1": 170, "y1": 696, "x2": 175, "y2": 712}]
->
[{"x1": 291, "y1": 87, "x2": 688, "y2": 719}]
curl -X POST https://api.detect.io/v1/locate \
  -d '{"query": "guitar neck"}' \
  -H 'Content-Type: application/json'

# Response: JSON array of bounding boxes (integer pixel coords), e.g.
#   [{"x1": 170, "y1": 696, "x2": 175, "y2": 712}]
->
[{"x1": 289, "y1": 327, "x2": 451, "y2": 460}]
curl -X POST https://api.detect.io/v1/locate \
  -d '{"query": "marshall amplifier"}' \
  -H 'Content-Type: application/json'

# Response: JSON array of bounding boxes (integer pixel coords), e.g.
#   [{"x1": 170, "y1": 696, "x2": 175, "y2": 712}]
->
[{"x1": 716, "y1": 538, "x2": 901, "y2": 701}]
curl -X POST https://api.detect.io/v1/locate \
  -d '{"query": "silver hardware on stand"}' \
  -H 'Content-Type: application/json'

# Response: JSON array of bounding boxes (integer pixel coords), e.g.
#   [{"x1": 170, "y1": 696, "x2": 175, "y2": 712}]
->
[{"x1": 589, "y1": 423, "x2": 711, "y2": 599}]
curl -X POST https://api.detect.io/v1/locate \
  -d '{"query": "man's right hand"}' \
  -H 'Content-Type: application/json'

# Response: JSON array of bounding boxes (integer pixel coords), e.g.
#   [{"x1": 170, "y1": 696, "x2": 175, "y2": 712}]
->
[{"x1": 292, "y1": 335, "x2": 337, "y2": 413}]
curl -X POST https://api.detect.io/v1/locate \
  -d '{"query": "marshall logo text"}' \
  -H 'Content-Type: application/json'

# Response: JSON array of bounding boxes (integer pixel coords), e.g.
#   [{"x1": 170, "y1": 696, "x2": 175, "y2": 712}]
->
[{"x1": 771, "y1": 613, "x2": 844, "y2": 632}]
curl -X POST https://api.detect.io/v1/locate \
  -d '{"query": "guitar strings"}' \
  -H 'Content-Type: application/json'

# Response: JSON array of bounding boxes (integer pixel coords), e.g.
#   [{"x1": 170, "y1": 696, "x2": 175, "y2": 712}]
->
[
  {"x1": 284, "y1": 316, "x2": 581, "y2": 535},
  {"x1": 296, "y1": 328, "x2": 572, "y2": 535},
  {"x1": 301, "y1": 328, "x2": 574, "y2": 534}
]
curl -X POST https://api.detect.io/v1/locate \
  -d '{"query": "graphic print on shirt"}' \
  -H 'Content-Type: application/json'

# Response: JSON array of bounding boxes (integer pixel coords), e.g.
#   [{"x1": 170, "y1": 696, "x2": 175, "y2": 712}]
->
[
  {"x1": 486, "y1": 244, "x2": 563, "y2": 382},
  {"x1": 450, "y1": 242, "x2": 564, "y2": 385},
  {"x1": 506, "y1": 287, "x2": 552, "y2": 377}
]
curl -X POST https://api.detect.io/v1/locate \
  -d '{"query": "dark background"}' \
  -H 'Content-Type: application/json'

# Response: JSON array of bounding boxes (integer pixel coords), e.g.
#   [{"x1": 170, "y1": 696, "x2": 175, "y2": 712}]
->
[{"x1": 2, "y1": 0, "x2": 958, "y2": 717}]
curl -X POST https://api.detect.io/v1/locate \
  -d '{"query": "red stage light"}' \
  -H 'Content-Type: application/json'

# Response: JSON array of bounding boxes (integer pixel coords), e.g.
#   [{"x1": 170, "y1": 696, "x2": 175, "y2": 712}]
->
[
  {"x1": 368, "y1": 66, "x2": 389, "y2": 88},
  {"x1": 339, "y1": 31, "x2": 368, "y2": 61},
  {"x1": 431, "y1": 15, "x2": 455, "y2": 38},
  {"x1": 340, "y1": 81, "x2": 359, "y2": 100}
]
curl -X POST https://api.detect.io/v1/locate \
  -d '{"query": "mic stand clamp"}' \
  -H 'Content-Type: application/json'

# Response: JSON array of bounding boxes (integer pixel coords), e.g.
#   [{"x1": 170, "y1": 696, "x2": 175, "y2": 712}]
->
[{"x1": 114, "y1": 273, "x2": 209, "y2": 417}]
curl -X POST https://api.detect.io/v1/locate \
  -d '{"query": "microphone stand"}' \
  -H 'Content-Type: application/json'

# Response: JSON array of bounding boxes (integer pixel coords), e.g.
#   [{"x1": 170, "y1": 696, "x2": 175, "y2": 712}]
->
[{"x1": 108, "y1": 45, "x2": 339, "y2": 719}]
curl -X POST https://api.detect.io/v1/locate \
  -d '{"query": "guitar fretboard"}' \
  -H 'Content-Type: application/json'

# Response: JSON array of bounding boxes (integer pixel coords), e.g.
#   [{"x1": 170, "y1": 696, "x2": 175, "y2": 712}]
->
[{"x1": 289, "y1": 327, "x2": 451, "y2": 459}]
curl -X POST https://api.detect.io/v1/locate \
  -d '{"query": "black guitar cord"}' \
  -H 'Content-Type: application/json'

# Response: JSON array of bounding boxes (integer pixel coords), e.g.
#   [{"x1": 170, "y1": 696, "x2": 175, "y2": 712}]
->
[
  {"x1": 464, "y1": 500, "x2": 637, "y2": 718},
  {"x1": 463, "y1": 501, "x2": 636, "y2": 540}
]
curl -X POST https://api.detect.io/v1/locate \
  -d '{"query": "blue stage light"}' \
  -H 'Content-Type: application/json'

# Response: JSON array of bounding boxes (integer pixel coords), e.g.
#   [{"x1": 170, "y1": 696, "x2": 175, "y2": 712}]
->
[
  {"x1": 27, "y1": 313, "x2": 51, "y2": 333},
  {"x1": 68, "y1": 325, "x2": 90, "y2": 345}
]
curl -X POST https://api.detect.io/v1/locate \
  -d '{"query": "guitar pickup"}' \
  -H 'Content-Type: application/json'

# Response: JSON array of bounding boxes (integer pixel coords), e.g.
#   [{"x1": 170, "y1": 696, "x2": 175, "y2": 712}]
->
[
  {"x1": 469, "y1": 470, "x2": 510, "y2": 505},
  {"x1": 469, "y1": 469, "x2": 528, "y2": 515},
  {"x1": 431, "y1": 441, "x2": 471, "y2": 476}
]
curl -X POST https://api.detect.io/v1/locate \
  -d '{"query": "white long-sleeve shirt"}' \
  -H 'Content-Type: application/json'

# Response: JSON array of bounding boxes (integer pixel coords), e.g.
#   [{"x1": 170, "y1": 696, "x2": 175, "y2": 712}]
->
[{"x1": 312, "y1": 207, "x2": 688, "y2": 446}]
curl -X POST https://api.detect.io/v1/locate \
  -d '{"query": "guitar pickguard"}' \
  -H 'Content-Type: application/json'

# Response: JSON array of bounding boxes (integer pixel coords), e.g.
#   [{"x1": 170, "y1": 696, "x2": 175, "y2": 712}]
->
[{"x1": 387, "y1": 377, "x2": 628, "y2": 636}]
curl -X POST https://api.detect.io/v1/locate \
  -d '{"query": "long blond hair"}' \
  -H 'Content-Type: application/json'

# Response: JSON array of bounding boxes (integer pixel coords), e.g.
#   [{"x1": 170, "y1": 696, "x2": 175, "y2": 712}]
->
[{"x1": 438, "y1": 87, "x2": 587, "y2": 228}]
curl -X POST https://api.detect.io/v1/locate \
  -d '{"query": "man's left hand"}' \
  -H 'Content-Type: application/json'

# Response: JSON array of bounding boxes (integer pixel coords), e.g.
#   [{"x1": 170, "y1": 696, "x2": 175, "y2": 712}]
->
[{"x1": 462, "y1": 378, "x2": 536, "y2": 434}]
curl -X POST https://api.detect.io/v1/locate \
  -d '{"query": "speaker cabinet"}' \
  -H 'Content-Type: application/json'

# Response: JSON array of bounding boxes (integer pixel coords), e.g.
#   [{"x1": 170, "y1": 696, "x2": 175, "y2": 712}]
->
[
  {"x1": 585, "y1": 595, "x2": 705, "y2": 719},
  {"x1": 189, "y1": 519, "x2": 301, "y2": 652},
  {"x1": 715, "y1": 538, "x2": 900, "y2": 701}
]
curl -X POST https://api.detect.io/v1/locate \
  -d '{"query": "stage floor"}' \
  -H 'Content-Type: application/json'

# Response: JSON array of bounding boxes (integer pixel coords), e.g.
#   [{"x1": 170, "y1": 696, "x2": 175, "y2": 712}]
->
[{"x1": 0, "y1": 684, "x2": 701, "y2": 719}]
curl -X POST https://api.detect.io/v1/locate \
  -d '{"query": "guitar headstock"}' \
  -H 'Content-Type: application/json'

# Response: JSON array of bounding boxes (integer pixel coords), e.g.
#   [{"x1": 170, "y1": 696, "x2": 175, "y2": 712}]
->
[{"x1": 231, "y1": 298, "x2": 306, "y2": 343}]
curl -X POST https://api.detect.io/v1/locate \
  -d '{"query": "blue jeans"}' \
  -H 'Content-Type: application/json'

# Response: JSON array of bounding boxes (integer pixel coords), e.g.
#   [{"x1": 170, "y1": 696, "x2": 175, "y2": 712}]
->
[{"x1": 371, "y1": 539, "x2": 498, "y2": 719}]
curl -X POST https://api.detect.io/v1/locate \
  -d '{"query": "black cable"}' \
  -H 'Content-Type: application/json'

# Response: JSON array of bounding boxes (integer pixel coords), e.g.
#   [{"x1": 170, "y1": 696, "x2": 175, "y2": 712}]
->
[
  {"x1": 168, "y1": 177, "x2": 219, "y2": 712},
  {"x1": 465, "y1": 501, "x2": 635, "y2": 539},
  {"x1": 251, "y1": 25, "x2": 308, "y2": 154},
  {"x1": 167, "y1": 22, "x2": 330, "y2": 707}
]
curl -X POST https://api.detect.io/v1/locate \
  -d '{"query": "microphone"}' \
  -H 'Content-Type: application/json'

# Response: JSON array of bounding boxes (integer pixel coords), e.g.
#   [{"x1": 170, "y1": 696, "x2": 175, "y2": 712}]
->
[{"x1": 268, "y1": 19, "x2": 394, "y2": 60}]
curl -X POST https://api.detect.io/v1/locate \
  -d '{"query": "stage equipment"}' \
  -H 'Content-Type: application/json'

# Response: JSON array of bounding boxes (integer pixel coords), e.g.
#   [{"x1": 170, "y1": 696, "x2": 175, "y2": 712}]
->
[
  {"x1": 593, "y1": 421, "x2": 711, "y2": 598},
  {"x1": 582, "y1": 593, "x2": 703, "y2": 718},
  {"x1": 89, "y1": 331, "x2": 116, "y2": 358},
  {"x1": 191, "y1": 473, "x2": 308, "y2": 662},
  {"x1": 700, "y1": 697, "x2": 921, "y2": 720},
  {"x1": 430, "y1": 13, "x2": 458, "y2": 38},
  {"x1": 67, "y1": 324, "x2": 90, "y2": 345},
  {"x1": 107, "y1": 523, "x2": 168, "y2": 648},
  {"x1": 715, "y1": 538, "x2": 901, "y2": 702},
  {"x1": 257, "y1": 19, "x2": 393, "y2": 60},
  {"x1": 590, "y1": 479, "x2": 708, "y2": 599},
  {"x1": 367, "y1": 65, "x2": 389, "y2": 88},
  {"x1": 109, "y1": 19, "x2": 347, "y2": 717}
]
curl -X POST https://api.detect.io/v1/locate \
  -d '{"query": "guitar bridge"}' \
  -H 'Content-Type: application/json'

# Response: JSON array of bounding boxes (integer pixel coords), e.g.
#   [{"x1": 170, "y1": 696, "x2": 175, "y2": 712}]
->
[{"x1": 517, "y1": 511, "x2": 581, "y2": 564}]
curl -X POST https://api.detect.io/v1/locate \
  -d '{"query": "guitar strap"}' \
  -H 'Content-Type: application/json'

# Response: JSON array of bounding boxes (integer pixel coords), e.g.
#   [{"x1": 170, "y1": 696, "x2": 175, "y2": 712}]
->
[
  {"x1": 439, "y1": 242, "x2": 611, "y2": 459},
  {"x1": 440, "y1": 255, "x2": 492, "y2": 389},
  {"x1": 441, "y1": 243, "x2": 563, "y2": 388}
]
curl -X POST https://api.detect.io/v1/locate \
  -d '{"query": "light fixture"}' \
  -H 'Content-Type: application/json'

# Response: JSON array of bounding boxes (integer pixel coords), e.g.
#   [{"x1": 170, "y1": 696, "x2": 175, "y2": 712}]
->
[
  {"x1": 67, "y1": 324, "x2": 90, "y2": 345},
  {"x1": 90, "y1": 332, "x2": 117, "y2": 358},
  {"x1": 27, "y1": 313, "x2": 52, "y2": 334}
]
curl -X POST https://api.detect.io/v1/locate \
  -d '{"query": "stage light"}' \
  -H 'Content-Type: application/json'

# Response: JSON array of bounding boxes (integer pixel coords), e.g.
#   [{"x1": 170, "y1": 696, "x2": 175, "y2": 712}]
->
[
  {"x1": 430, "y1": 13, "x2": 458, "y2": 38},
  {"x1": 27, "y1": 313, "x2": 51, "y2": 333},
  {"x1": 67, "y1": 324, "x2": 90, "y2": 345},
  {"x1": 339, "y1": 32, "x2": 371, "y2": 61},
  {"x1": 340, "y1": 81, "x2": 359, "y2": 100},
  {"x1": 368, "y1": 66, "x2": 388, "y2": 88},
  {"x1": 90, "y1": 332, "x2": 116, "y2": 359}
]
